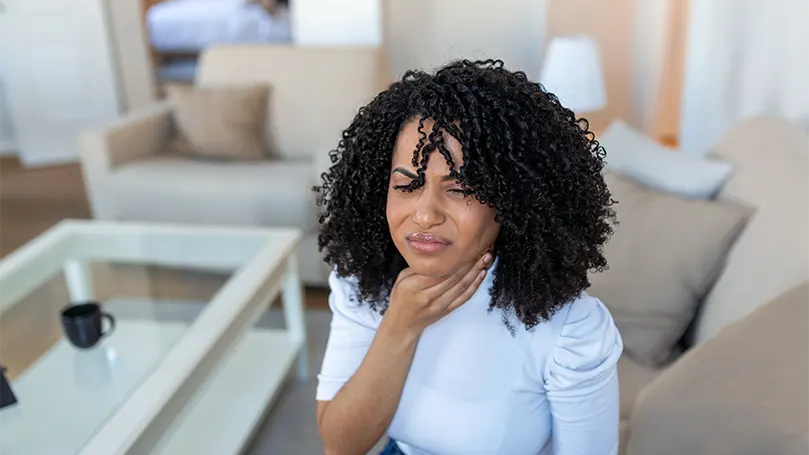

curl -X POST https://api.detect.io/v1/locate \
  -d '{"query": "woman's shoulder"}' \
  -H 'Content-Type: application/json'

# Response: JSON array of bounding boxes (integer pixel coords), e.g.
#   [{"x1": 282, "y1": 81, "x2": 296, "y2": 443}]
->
[
  {"x1": 327, "y1": 270, "x2": 383, "y2": 329},
  {"x1": 524, "y1": 293, "x2": 623, "y2": 388}
]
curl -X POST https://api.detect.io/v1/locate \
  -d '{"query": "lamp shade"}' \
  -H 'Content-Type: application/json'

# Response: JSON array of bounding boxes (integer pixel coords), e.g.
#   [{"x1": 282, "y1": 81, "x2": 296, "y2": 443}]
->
[{"x1": 540, "y1": 35, "x2": 606, "y2": 113}]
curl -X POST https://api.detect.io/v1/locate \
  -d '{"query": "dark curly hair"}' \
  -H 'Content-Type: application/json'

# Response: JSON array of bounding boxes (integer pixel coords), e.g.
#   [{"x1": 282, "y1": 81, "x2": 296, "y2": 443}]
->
[{"x1": 315, "y1": 59, "x2": 615, "y2": 330}]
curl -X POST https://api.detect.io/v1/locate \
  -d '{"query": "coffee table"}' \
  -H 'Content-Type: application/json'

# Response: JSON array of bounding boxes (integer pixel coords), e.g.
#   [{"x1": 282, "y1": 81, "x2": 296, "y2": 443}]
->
[{"x1": 0, "y1": 220, "x2": 307, "y2": 455}]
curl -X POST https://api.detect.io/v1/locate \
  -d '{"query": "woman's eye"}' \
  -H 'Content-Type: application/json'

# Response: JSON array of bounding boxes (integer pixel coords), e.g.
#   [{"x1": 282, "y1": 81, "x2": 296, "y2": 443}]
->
[
  {"x1": 447, "y1": 188, "x2": 473, "y2": 197},
  {"x1": 392, "y1": 184, "x2": 411, "y2": 192}
]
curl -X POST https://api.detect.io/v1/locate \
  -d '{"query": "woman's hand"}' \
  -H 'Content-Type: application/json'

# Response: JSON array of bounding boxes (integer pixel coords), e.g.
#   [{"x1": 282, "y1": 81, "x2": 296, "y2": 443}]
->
[{"x1": 381, "y1": 252, "x2": 493, "y2": 337}]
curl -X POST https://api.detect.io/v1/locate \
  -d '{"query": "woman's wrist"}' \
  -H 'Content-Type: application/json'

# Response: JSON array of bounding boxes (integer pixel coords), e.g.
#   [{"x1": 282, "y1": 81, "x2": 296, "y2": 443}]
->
[{"x1": 377, "y1": 316, "x2": 422, "y2": 347}]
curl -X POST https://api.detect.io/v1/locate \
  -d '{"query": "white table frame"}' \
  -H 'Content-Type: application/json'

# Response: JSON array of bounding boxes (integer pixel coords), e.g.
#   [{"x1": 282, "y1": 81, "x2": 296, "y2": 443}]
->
[{"x1": 0, "y1": 220, "x2": 307, "y2": 455}]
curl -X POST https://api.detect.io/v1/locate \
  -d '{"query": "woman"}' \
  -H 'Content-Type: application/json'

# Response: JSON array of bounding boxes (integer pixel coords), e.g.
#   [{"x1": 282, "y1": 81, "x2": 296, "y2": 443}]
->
[{"x1": 314, "y1": 59, "x2": 623, "y2": 455}]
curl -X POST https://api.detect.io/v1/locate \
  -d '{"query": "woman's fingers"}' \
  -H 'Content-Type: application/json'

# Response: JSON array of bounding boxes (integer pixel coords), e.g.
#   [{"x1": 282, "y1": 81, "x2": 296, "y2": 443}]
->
[
  {"x1": 423, "y1": 252, "x2": 491, "y2": 298},
  {"x1": 422, "y1": 261, "x2": 474, "y2": 295},
  {"x1": 444, "y1": 267, "x2": 487, "y2": 312},
  {"x1": 437, "y1": 259, "x2": 488, "y2": 310}
]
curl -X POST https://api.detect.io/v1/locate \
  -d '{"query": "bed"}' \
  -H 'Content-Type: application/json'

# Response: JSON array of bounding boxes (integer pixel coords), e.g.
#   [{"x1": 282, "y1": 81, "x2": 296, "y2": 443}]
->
[{"x1": 147, "y1": 0, "x2": 291, "y2": 53}]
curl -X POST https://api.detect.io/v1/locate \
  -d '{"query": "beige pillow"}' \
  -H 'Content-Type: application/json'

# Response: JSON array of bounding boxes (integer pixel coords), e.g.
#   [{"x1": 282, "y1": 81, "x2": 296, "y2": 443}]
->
[
  {"x1": 625, "y1": 282, "x2": 809, "y2": 455},
  {"x1": 166, "y1": 84, "x2": 270, "y2": 160},
  {"x1": 589, "y1": 173, "x2": 751, "y2": 366}
]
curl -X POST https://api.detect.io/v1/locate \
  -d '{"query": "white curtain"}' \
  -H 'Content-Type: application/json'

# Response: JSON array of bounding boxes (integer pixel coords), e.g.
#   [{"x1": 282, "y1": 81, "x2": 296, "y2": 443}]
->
[{"x1": 679, "y1": 0, "x2": 809, "y2": 154}]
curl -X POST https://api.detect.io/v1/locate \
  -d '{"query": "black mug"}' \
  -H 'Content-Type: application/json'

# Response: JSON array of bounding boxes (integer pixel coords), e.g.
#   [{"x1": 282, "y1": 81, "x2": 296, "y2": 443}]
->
[
  {"x1": 0, "y1": 365, "x2": 17, "y2": 409},
  {"x1": 60, "y1": 302, "x2": 116, "y2": 349}
]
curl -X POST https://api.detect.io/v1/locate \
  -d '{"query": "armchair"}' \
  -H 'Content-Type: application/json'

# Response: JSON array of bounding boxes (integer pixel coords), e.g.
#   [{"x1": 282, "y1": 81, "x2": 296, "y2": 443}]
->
[{"x1": 79, "y1": 45, "x2": 389, "y2": 285}]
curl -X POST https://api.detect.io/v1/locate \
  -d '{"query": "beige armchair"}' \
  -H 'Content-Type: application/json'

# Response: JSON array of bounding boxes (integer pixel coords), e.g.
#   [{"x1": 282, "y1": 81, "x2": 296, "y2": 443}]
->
[{"x1": 79, "y1": 45, "x2": 389, "y2": 285}]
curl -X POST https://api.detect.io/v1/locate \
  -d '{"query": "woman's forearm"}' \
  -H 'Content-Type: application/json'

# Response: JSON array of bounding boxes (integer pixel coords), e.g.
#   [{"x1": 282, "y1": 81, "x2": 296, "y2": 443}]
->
[{"x1": 318, "y1": 321, "x2": 419, "y2": 455}]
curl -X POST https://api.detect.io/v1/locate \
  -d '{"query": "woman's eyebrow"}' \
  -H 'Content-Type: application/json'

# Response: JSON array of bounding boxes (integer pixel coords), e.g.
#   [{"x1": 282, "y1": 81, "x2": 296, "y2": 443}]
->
[{"x1": 392, "y1": 167, "x2": 418, "y2": 178}]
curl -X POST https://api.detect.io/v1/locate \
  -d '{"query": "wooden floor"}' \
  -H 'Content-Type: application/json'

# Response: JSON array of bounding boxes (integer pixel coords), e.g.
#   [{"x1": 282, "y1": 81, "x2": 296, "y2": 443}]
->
[
  {"x1": 0, "y1": 155, "x2": 92, "y2": 257},
  {"x1": 0, "y1": 154, "x2": 329, "y2": 378}
]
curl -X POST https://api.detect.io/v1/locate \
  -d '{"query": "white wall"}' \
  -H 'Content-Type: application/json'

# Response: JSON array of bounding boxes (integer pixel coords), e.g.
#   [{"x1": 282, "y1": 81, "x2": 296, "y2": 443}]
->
[
  {"x1": 291, "y1": 0, "x2": 382, "y2": 46},
  {"x1": 384, "y1": 0, "x2": 547, "y2": 81},
  {"x1": 0, "y1": 79, "x2": 16, "y2": 154},
  {"x1": 106, "y1": 0, "x2": 158, "y2": 111}
]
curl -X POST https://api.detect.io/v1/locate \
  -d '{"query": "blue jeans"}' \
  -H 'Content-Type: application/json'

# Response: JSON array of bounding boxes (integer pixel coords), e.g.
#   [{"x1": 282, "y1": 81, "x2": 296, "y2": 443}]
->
[{"x1": 379, "y1": 438, "x2": 405, "y2": 455}]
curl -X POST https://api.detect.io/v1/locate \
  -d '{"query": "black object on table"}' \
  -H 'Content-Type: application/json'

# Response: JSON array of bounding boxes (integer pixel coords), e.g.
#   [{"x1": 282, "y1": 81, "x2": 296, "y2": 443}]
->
[{"x1": 0, "y1": 365, "x2": 18, "y2": 409}]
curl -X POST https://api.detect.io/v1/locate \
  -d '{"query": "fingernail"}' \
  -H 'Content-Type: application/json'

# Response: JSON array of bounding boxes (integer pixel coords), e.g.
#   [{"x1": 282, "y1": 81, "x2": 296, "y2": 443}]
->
[
  {"x1": 478, "y1": 270, "x2": 486, "y2": 279},
  {"x1": 483, "y1": 253, "x2": 492, "y2": 264}
]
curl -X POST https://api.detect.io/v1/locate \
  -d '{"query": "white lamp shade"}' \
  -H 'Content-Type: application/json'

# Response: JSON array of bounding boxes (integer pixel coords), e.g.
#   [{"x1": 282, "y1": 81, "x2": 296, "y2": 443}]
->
[{"x1": 540, "y1": 35, "x2": 607, "y2": 113}]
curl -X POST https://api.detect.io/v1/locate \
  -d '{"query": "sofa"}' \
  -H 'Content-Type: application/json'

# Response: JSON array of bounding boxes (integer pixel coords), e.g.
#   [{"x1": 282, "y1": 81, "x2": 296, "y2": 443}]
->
[
  {"x1": 79, "y1": 45, "x2": 389, "y2": 285},
  {"x1": 596, "y1": 117, "x2": 809, "y2": 454}
]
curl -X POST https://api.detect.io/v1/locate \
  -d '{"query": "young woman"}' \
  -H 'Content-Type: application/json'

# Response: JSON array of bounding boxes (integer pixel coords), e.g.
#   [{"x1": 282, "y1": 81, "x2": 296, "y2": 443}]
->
[{"x1": 314, "y1": 59, "x2": 623, "y2": 455}]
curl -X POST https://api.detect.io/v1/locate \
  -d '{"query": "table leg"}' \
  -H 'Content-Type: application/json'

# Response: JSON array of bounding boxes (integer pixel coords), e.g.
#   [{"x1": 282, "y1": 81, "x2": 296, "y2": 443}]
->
[
  {"x1": 282, "y1": 254, "x2": 308, "y2": 380},
  {"x1": 63, "y1": 260, "x2": 94, "y2": 303}
]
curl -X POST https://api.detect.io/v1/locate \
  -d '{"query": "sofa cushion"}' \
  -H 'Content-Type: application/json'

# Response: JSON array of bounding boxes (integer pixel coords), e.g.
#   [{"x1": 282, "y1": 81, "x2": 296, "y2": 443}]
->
[
  {"x1": 693, "y1": 117, "x2": 809, "y2": 343},
  {"x1": 590, "y1": 173, "x2": 752, "y2": 366},
  {"x1": 617, "y1": 356, "x2": 660, "y2": 420},
  {"x1": 625, "y1": 282, "x2": 809, "y2": 455},
  {"x1": 598, "y1": 120, "x2": 734, "y2": 199},
  {"x1": 196, "y1": 46, "x2": 388, "y2": 159},
  {"x1": 619, "y1": 421, "x2": 629, "y2": 455},
  {"x1": 166, "y1": 83, "x2": 271, "y2": 160},
  {"x1": 110, "y1": 156, "x2": 317, "y2": 231}
]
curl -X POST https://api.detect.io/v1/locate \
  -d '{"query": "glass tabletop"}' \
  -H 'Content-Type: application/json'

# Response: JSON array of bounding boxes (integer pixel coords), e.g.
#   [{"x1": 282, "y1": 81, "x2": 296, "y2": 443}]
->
[{"x1": 0, "y1": 220, "x2": 300, "y2": 455}]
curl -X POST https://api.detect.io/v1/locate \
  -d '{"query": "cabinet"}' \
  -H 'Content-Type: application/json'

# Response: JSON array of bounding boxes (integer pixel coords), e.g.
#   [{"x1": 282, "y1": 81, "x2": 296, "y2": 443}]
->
[{"x1": 0, "y1": 0, "x2": 121, "y2": 167}]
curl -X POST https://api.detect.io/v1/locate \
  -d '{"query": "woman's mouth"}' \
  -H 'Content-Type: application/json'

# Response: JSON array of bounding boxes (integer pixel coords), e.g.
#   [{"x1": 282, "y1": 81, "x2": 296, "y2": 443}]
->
[{"x1": 406, "y1": 233, "x2": 452, "y2": 254}]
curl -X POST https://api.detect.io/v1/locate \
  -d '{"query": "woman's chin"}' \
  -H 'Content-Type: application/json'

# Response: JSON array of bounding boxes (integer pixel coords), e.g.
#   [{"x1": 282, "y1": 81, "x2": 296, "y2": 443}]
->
[{"x1": 404, "y1": 256, "x2": 457, "y2": 279}]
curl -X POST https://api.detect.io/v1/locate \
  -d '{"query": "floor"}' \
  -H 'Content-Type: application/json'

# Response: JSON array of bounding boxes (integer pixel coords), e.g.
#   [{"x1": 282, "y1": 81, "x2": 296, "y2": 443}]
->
[{"x1": 0, "y1": 155, "x2": 91, "y2": 257}]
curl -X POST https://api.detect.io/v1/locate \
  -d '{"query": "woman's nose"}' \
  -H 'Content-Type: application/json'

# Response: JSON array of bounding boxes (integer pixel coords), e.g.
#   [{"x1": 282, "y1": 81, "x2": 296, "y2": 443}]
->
[{"x1": 412, "y1": 190, "x2": 445, "y2": 229}]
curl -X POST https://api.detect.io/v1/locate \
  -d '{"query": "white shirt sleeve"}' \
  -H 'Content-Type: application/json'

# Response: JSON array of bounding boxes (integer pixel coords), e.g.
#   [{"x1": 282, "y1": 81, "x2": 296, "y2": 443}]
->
[
  {"x1": 545, "y1": 296, "x2": 624, "y2": 455},
  {"x1": 316, "y1": 270, "x2": 382, "y2": 401}
]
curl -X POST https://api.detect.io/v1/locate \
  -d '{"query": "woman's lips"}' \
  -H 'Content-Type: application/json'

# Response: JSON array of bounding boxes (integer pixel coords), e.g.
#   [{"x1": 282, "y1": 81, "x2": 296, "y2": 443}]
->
[{"x1": 406, "y1": 233, "x2": 452, "y2": 254}]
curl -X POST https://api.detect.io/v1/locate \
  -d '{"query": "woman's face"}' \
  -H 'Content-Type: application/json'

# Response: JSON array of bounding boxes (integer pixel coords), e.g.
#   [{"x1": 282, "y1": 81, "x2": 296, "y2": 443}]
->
[{"x1": 386, "y1": 119, "x2": 500, "y2": 278}]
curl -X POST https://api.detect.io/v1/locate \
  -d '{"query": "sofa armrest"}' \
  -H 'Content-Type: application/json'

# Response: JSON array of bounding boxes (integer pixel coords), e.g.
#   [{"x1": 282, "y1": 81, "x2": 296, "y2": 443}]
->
[
  {"x1": 312, "y1": 148, "x2": 336, "y2": 189},
  {"x1": 78, "y1": 102, "x2": 174, "y2": 219},
  {"x1": 625, "y1": 282, "x2": 809, "y2": 455}
]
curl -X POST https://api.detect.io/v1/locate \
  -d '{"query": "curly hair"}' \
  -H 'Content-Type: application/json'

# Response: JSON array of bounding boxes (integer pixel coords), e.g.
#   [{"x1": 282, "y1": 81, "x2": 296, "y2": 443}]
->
[{"x1": 315, "y1": 59, "x2": 615, "y2": 330}]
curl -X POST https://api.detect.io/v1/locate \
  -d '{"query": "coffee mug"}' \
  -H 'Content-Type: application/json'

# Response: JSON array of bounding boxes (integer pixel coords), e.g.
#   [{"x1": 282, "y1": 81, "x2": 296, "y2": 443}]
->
[
  {"x1": 60, "y1": 302, "x2": 116, "y2": 349},
  {"x1": 0, "y1": 365, "x2": 17, "y2": 409}
]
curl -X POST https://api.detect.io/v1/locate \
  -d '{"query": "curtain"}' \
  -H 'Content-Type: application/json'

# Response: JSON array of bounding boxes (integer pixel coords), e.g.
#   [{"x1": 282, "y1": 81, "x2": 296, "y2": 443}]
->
[{"x1": 679, "y1": 0, "x2": 809, "y2": 154}]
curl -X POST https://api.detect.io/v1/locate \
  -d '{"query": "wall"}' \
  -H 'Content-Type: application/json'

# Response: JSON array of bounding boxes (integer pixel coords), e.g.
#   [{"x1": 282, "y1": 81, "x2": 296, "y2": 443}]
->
[
  {"x1": 107, "y1": 0, "x2": 158, "y2": 111},
  {"x1": 546, "y1": 0, "x2": 685, "y2": 138},
  {"x1": 630, "y1": 0, "x2": 669, "y2": 135},
  {"x1": 655, "y1": 0, "x2": 688, "y2": 140},
  {"x1": 0, "y1": 78, "x2": 16, "y2": 154},
  {"x1": 384, "y1": 0, "x2": 547, "y2": 81},
  {"x1": 546, "y1": 0, "x2": 637, "y2": 132},
  {"x1": 292, "y1": 0, "x2": 382, "y2": 45}
]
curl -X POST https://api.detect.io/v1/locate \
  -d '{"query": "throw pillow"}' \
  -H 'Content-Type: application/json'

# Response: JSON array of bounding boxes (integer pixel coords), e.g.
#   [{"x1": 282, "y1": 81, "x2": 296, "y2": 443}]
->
[
  {"x1": 625, "y1": 282, "x2": 809, "y2": 455},
  {"x1": 589, "y1": 172, "x2": 752, "y2": 366},
  {"x1": 598, "y1": 120, "x2": 734, "y2": 199},
  {"x1": 166, "y1": 84, "x2": 270, "y2": 160}
]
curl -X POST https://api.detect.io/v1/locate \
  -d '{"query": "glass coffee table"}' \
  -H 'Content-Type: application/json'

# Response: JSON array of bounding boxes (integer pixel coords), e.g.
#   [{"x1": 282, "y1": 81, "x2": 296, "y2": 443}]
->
[{"x1": 0, "y1": 220, "x2": 307, "y2": 455}]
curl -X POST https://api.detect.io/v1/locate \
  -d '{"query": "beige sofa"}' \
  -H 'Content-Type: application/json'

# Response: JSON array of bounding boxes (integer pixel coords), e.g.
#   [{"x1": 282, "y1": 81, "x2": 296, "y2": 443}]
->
[
  {"x1": 79, "y1": 45, "x2": 389, "y2": 285},
  {"x1": 610, "y1": 117, "x2": 809, "y2": 454}
]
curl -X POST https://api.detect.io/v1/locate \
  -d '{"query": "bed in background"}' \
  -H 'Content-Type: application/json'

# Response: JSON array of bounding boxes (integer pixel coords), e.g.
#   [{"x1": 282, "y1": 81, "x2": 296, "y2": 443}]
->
[{"x1": 145, "y1": 0, "x2": 291, "y2": 83}]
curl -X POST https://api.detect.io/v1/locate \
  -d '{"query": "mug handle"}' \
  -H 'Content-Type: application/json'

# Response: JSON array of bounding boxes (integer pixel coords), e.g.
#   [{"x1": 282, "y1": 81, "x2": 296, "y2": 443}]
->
[{"x1": 101, "y1": 313, "x2": 116, "y2": 337}]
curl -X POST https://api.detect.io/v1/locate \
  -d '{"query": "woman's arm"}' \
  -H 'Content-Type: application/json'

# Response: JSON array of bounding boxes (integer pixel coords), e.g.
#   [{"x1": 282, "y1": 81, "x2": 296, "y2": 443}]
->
[
  {"x1": 548, "y1": 369, "x2": 620, "y2": 454},
  {"x1": 317, "y1": 321, "x2": 419, "y2": 455},
  {"x1": 317, "y1": 254, "x2": 491, "y2": 455},
  {"x1": 545, "y1": 296, "x2": 623, "y2": 455}
]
